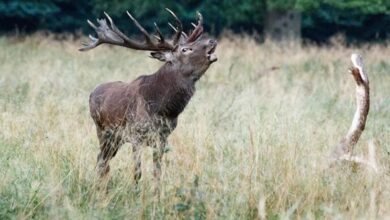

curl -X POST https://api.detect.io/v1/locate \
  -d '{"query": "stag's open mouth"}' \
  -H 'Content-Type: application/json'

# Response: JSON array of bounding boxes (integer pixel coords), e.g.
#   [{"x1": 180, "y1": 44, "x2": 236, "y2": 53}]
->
[{"x1": 207, "y1": 45, "x2": 218, "y2": 62}]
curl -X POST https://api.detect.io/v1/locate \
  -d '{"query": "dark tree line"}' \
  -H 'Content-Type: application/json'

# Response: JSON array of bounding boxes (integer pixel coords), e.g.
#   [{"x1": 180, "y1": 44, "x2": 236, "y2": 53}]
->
[{"x1": 0, "y1": 0, "x2": 389, "y2": 43}]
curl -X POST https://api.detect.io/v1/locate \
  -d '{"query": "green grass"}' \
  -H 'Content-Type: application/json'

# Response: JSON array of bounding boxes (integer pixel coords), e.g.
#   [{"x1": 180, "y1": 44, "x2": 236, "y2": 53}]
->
[{"x1": 0, "y1": 35, "x2": 389, "y2": 219}]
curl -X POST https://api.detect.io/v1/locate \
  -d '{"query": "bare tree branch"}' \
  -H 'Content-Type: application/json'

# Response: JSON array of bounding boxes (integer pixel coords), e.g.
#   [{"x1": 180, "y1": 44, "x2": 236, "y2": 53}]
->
[
  {"x1": 330, "y1": 54, "x2": 377, "y2": 172},
  {"x1": 332, "y1": 53, "x2": 370, "y2": 158}
]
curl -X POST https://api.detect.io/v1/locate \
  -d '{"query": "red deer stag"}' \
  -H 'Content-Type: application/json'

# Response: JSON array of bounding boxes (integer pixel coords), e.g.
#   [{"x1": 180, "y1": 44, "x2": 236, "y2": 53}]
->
[{"x1": 80, "y1": 9, "x2": 217, "y2": 185}]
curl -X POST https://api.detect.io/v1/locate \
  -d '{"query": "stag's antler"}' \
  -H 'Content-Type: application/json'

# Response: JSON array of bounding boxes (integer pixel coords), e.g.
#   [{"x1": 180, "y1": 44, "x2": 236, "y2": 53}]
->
[
  {"x1": 80, "y1": 9, "x2": 184, "y2": 52},
  {"x1": 165, "y1": 8, "x2": 184, "y2": 45},
  {"x1": 186, "y1": 12, "x2": 204, "y2": 43},
  {"x1": 165, "y1": 10, "x2": 204, "y2": 44}
]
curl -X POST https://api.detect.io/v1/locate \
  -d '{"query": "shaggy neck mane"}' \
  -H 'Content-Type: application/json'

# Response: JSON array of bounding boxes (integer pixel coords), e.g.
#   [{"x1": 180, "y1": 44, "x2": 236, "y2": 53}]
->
[{"x1": 138, "y1": 63, "x2": 196, "y2": 118}]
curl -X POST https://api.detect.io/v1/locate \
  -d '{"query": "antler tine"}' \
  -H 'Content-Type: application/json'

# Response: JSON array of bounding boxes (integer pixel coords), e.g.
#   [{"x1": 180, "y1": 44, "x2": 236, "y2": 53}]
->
[
  {"x1": 186, "y1": 11, "x2": 204, "y2": 43},
  {"x1": 168, "y1": 22, "x2": 188, "y2": 38},
  {"x1": 103, "y1": 12, "x2": 114, "y2": 26},
  {"x1": 102, "y1": 12, "x2": 130, "y2": 43},
  {"x1": 80, "y1": 41, "x2": 99, "y2": 51},
  {"x1": 196, "y1": 11, "x2": 203, "y2": 25},
  {"x1": 126, "y1": 11, "x2": 153, "y2": 43},
  {"x1": 154, "y1": 22, "x2": 164, "y2": 42},
  {"x1": 87, "y1": 19, "x2": 98, "y2": 30},
  {"x1": 88, "y1": 34, "x2": 97, "y2": 41},
  {"x1": 165, "y1": 8, "x2": 183, "y2": 45},
  {"x1": 79, "y1": 20, "x2": 100, "y2": 51}
]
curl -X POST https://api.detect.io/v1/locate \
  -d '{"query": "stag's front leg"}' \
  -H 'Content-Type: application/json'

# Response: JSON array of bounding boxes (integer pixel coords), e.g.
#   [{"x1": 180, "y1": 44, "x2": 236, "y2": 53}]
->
[
  {"x1": 132, "y1": 145, "x2": 142, "y2": 185},
  {"x1": 153, "y1": 148, "x2": 163, "y2": 182},
  {"x1": 152, "y1": 137, "x2": 166, "y2": 195}
]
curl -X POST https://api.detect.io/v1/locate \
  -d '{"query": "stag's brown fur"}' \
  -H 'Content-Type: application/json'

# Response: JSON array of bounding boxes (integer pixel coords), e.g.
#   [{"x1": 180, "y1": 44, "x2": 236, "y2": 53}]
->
[{"x1": 82, "y1": 10, "x2": 217, "y2": 184}]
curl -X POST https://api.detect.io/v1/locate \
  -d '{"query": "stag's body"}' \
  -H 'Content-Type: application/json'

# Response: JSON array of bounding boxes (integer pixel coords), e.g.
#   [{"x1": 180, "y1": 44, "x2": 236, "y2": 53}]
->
[
  {"x1": 90, "y1": 64, "x2": 195, "y2": 178},
  {"x1": 90, "y1": 65, "x2": 194, "y2": 130},
  {"x1": 81, "y1": 9, "x2": 217, "y2": 184}
]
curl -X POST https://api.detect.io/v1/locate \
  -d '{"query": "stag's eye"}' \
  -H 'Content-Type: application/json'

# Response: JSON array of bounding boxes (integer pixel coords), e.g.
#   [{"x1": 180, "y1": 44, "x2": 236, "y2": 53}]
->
[{"x1": 181, "y1": 48, "x2": 192, "y2": 53}]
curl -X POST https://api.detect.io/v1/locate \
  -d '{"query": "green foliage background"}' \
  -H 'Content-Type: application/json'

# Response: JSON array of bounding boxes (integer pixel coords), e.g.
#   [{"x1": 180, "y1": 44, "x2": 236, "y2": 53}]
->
[{"x1": 1, "y1": 0, "x2": 390, "y2": 42}]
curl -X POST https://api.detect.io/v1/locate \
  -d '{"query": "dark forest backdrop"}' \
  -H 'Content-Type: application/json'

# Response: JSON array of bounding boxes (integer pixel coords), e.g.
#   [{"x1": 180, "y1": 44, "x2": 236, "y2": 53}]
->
[{"x1": 1, "y1": 0, "x2": 390, "y2": 43}]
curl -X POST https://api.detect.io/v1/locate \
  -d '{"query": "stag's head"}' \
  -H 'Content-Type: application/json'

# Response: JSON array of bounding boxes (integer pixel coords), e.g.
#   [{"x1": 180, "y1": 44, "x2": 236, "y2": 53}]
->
[
  {"x1": 150, "y1": 11, "x2": 217, "y2": 80},
  {"x1": 80, "y1": 9, "x2": 217, "y2": 81}
]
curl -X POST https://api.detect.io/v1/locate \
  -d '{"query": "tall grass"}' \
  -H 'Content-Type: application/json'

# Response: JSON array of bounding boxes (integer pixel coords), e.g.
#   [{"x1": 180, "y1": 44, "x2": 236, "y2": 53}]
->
[{"x1": 0, "y1": 35, "x2": 389, "y2": 219}]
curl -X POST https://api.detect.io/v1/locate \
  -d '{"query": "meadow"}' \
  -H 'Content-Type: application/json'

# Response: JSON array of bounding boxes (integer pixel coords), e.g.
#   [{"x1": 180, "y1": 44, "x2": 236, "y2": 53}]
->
[{"x1": 0, "y1": 35, "x2": 389, "y2": 219}]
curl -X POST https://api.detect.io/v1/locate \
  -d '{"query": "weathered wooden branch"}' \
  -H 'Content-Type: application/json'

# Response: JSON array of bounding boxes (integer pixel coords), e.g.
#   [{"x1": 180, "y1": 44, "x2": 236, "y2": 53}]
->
[
  {"x1": 331, "y1": 54, "x2": 376, "y2": 171},
  {"x1": 332, "y1": 53, "x2": 370, "y2": 157}
]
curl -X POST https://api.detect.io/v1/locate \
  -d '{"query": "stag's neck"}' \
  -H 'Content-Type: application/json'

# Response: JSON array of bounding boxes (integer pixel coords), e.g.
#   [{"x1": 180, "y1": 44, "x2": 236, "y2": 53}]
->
[
  {"x1": 139, "y1": 64, "x2": 196, "y2": 119},
  {"x1": 155, "y1": 63, "x2": 197, "y2": 89},
  {"x1": 159, "y1": 63, "x2": 199, "y2": 82}
]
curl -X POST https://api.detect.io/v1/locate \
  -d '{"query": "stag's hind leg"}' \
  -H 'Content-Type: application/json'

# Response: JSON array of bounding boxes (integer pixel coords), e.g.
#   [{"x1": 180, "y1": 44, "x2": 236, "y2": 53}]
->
[
  {"x1": 132, "y1": 145, "x2": 142, "y2": 185},
  {"x1": 96, "y1": 128, "x2": 123, "y2": 178}
]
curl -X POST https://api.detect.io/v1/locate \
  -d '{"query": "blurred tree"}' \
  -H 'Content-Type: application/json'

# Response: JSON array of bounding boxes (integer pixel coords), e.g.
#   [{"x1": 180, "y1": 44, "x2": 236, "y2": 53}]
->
[
  {"x1": 264, "y1": 0, "x2": 303, "y2": 42},
  {"x1": 0, "y1": 0, "x2": 389, "y2": 43},
  {"x1": 301, "y1": 0, "x2": 390, "y2": 42},
  {"x1": 88, "y1": 0, "x2": 264, "y2": 36},
  {"x1": 263, "y1": 0, "x2": 390, "y2": 42},
  {"x1": 0, "y1": 0, "x2": 92, "y2": 32},
  {"x1": 319, "y1": 0, "x2": 390, "y2": 14},
  {"x1": 0, "y1": 0, "x2": 59, "y2": 32}
]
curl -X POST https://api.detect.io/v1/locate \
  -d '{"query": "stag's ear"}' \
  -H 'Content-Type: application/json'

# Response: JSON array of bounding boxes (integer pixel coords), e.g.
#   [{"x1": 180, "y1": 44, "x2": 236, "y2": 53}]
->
[{"x1": 150, "y1": 51, "x2": 173, "y2": 62}]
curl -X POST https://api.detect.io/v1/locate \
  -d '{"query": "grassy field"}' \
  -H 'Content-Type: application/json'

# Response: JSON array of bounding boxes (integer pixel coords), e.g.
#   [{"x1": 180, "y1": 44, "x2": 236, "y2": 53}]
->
[{"x1": 0, "y1": 35, "x2": 389, "y2": 219}]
